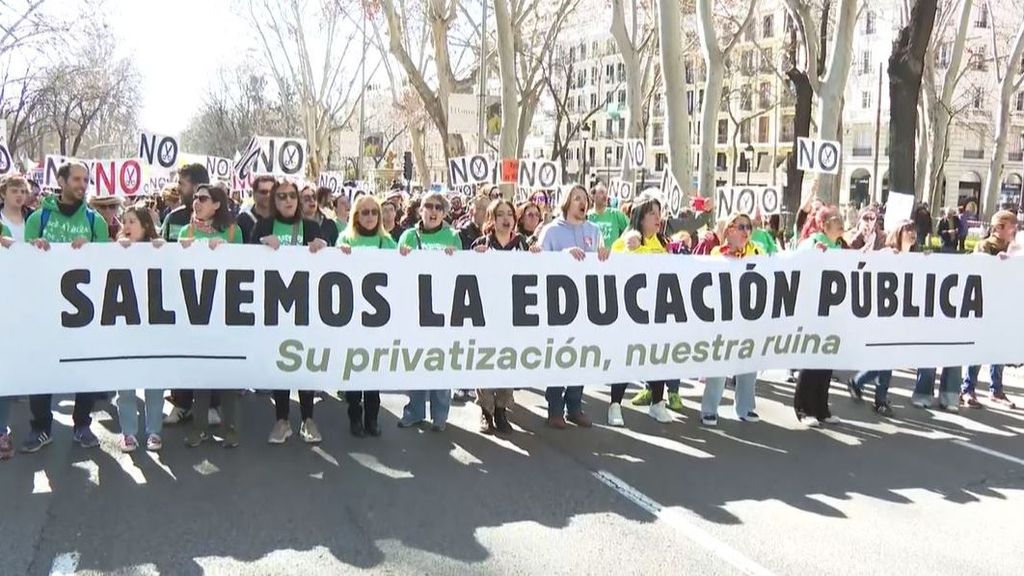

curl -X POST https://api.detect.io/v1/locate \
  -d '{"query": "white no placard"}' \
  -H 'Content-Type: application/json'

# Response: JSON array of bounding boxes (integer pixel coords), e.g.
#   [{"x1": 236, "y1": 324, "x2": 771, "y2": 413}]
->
[
  {"x1": 796, "y1": 137, "x2": 841, "y2": 174},
  {"x1": 716, "y1": 186, "x2": 783, "y2": 218}
]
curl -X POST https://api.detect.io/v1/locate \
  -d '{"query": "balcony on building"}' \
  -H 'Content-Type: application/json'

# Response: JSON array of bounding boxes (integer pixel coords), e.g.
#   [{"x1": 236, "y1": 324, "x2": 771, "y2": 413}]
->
[{"x1": 851, "y1": 146, "x2": 873, "y2": 158}]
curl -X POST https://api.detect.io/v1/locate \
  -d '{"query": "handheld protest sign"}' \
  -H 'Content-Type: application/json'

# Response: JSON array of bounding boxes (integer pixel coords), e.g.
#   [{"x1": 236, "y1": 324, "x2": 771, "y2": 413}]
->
[{"x1": 796, "y1": 138, "x2": 841, "y2": 175}]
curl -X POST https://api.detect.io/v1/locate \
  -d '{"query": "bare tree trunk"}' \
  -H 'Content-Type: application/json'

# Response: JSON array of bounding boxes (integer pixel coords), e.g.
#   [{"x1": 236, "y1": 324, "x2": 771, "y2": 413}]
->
[
  {"x1": 814, "y1": 0, "x2": 858, "y2": 203},
  {"x1": 657, "y1": 0, "x2": 692, "y2": 199},
  {"x1": 610, "y1": 0, "x2": 643, "y2": 183},
  {"x1": 785, "y1": 67, "x2": 813, "y2": 215},
  {"x1": 494, "y1": 0, "x2": 518, "y2": 195},
  {"x1": 982, "y1": 24, "x2": 1024, "y2": 215},
  {"x1": 410, "y1": 120, "x2": 428, "y2": 185},
  {"x1": 888, "y1": 0, "x2": 938, "y2": 197},
  {"x1": 915, "y1": 98, "x2": 930, "y2": 200}
]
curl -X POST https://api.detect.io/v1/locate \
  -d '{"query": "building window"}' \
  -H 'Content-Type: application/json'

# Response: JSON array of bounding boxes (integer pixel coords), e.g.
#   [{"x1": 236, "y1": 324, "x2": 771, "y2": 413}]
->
[
  {"x1": 590, "y1": 93, "x2": 598, "y2": 108},
  {"x1": 864, "y1": 10, "x2": 876, "y2": 34},
  {"x1": 686, "y1": 90, "x2": 694, "y2": 114},
  {"x1": 740, "y1": 119, "x2": 751, "y2": 143},
  {"x1": 716, "y1": 152, "x2": 728, "y2": 171},
  {"x1": 685, "y1": 60, "x2": 694, "y2": 84},
  {"x1": 759, "y1": 81, "x2": 772, "y2": 108},
  {"x1": 741, "y1": 50, "x2": 754, "y2": 75},
  {"x1": 590, "y1": 67, "x2": 598, "y2": 85},
  {"x1": 862, "y1": 90, "x2": 873, "y2": 109},
  {"x1": 568, "y1": 98, "x2": 575, "y2": 112},
  {"x1": 605, "y1": 118, "x2": 614, "y2": 138},
  {"x1": 618, "y1": 90, "x2": 626, "y2": 104},
  {"x1": 758, "y1": 116, "x2": 770, "y2": 143},
  {"x1": 761, "y1": 48, "x2": 773, "y2": 72},
  {"x1": 975, "y1": 3, "x2": 989, "y2": 28},
  {"x1": 618, "y1": 118, "x2": 625, "y2": 138},
  {"x1": 741, "y1": 85, "x2": 752, "y2": 111},
  {"x1": 972, "y1": 87, "x2": 984, "y2": 109},
  {"x1": 605, "y1": 63, "x2": 615, "y2": 79},
  {"x1": 615, "y1": 146, "x2": 623, "y2": 165},
  {"x1": 1016, "y1": 92, "x2": 1024, "y2": 113},
  {"x1": 653, "y1": 123, "x2": 664, "y2": 146},
  {"x1": 579, "y1": 43, "x2": 587, "y2": 59},
  {"x1": 744, "y1": 23, "x2": 755, "y2": 42},
  {"x1": 970, "y1": 47, "x2": 987, "y2": 71},
  {"x1": 762, "y1": 14, "x2": 774, "y2": 38},
  {"x1": 860, "y1": 50, "x2": 871, "y2": 75},
  {"x1": 655, "y1": 152, "x2": 666, "y2": 171},
  {"x1": 781, "y1": 116, "x2": 795, "y2": 141},
  {"x1": 578, "y1": 95, "x2": 584, "y2": 110},
  {"x1": 937, "y1": 42, "x2": 951, "y2": 68},
  {"x1": 717, "y1": 119, "x2": 728, "y2": 144},
  {"x1": 617, "y1": 63, "x2": 625, "y2": 82},
  {"x1": 605, "y1": 90, "x2": 613, "y2": 104}
]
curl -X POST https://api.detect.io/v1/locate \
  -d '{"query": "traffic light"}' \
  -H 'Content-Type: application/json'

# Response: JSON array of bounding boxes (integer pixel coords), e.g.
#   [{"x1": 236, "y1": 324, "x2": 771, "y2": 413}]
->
[{"x1": 402, "y1": 151, "x2": 413, "y2": 181}]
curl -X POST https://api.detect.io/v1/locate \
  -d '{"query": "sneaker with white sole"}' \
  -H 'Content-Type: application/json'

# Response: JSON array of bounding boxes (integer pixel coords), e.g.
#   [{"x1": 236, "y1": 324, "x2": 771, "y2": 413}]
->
[
  {"x1": 700, "y1": 413, "x2": 718, "y2": 427},
  {"x1": 607, "y1": 403, "x2": 625, "y2": 427},
  {"x1": 822, "y1": 415, "x2": 841, "y2": 425},
  {"x1": 74, "y1": 427, "x2": 100, "y2": 449},
  {"x1": 740, "y1": 411, "x2": 760, "y2": 423},
  {"x1": 300, "y1": 419, "x2": 322, "y2": 443},
  {"x1": 208, "y1": 408, "x2": 222, "y2": 427},
  {"x1": 648, "y1": 401, "x2": 673, "y2": 423},
  {"x1": 120, "y1": 435, "x2": 138, "y2": 453},
  {"x1": 146, "y1": 434, "x2": 163, "y2": 452},
  {"x1": 268, "y1": 420, "x2": 292, "y2": 444},
  {"x1": 911, "y1": 398, "x2": 932, "y2": 409},
  {"x1": 163, "y1": 406, "x2": 191, "y2": 425}
]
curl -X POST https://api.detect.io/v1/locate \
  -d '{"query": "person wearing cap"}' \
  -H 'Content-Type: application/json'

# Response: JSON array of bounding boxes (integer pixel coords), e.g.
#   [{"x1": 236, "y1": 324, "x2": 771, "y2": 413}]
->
[{"x1": 88, "y1": 195, "x2": 123, "y2": 240}]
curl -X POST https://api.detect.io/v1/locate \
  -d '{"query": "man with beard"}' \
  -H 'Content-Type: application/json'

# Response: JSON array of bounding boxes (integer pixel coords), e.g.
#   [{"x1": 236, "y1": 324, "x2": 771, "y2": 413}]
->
[
  {"x1": 236, "y1": 175, "x2": 277, "y2": 242},
  {"x1": 161, "y1": 163, "x2": 210, "y2": 241},
  {"x1": 21, "y1": 162, "x2": 110, "y2": 452}
]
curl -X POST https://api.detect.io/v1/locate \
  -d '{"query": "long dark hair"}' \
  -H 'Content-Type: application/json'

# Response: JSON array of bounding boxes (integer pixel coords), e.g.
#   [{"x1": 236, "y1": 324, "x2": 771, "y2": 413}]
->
[
  {"x1": 122, "y1": 204, "x2": 159, "y2": 241},
  {"x1": 515, "y1": 201, "x2": 541, "y2": 236},
  {"x1": 198, "y1": 183, "x2": 235, "y2": 232},
  {"x1": 269, "y1": 180, "x2": 301, "y2": 223},
  {"x1": 483, "y1": 198, "x2": 517, "y2": 235},
  {"x1": 626, "y1": 195, "x2": 668, "y2": 248}
]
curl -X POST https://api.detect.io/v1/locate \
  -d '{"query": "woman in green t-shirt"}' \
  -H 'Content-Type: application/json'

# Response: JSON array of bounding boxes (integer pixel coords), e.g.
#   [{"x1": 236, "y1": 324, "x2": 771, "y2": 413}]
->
[
  {"x1": 397, "y1": 191, "x2": 458, "y2": 431},
  {"x1": 177, "y1": 184, "x2": 243, "y2": 247},
  {"x1": 337, "y1": 195, "x2": 396, "y2": 437},
  {"x1": 251, "y1": 180, "x2": 328, "y2": 445}
]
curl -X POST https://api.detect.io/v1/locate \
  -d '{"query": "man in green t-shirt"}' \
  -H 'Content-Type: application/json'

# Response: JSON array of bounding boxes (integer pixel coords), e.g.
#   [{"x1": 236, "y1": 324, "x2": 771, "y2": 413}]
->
[
  {"x1": 587, "y1": 182, "x2": 628, "y2": 249},
  {"x1": 22, "y1": 161, "x2": 110, "y2": 454}
]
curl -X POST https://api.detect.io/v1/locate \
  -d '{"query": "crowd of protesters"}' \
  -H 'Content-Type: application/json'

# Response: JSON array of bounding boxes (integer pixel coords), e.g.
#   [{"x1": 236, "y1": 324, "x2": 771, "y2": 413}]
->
[{"x1": 0, "y1": 160, "x2": 1019, "y2": 460}]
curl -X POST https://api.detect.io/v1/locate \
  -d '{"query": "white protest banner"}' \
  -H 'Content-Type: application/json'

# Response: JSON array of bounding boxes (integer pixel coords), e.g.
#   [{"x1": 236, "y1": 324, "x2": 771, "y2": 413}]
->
[
  {"x1": 885, "y1": 192, "x2": 916, "y2": 233},
  {"x1": 93, "y1": 158, "x2": 144, "y2": 198},
  {"x1": 43, "y1": 155, "x2": 96, "y2": 193},
  {"x1": 318, "y1": 171, "x2": 345, "y2": 194},
  {"x1": 0, "y1": 246, "x2": 1017, "y2": 396},
  {"x1": 659, "y1": 169, "x2": 685, "y2": 214},
  {"x1": 0, "y1": 143, "x2": 13, "y2": 176},
  {"x1": 716, "y1": 186, "x2": 783, "y2": 218},
  {"x1": 138, "y1": 132, "x2": 180, "y2": 169},
  {"x1": 608, "y1": 178, "x2": 635, "y2": 202},
  {"x1": 518, "y1": 158, "x2": 561, "y2": 190},
  {"x1": 625, "y1": 139, "x2": 646, "y2": 168},
  {"x1": 206, "y1": 156, "x2": 233, "y2": 182},
  {"x1": 447, "y1": 92, "x2": 478, "y2": 134},
  {"x1": 796, "y1": 137, "x2": 841, "y2": 174},
  {"x1": 142, "y1": 170, "x2": 174, "y2": 196},
  {"x1": 448, "y1": 154, "x2": 495, "y2": 187}
]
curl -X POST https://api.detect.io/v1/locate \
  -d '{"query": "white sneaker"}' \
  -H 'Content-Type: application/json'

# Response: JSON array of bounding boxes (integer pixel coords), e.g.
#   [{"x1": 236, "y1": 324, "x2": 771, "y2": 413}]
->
[
  {"x1": 911, "y1": 398, "x2": 932, "y2": 409},
  {"x1": 805, "y1": 418, "x2": 821, "y2": 428},
  {"x1": 162, "y1": 406, "x2": 190, "y2": 425},
  {"x1": 300, "y1": 418, "x2": 322, "y2": 443},
  {"x1": 648, "y1": 401, "x2": 673, "y2": 423},
  {"x1": 607, "y1": 403, "x2": 625, "y2": 427},
  {"x1": 208, "y1": 408, "x2": 222, "y2": 427},
  {"x1": 823, "y1": 415, "x2": 841, "y2": 425},
  {"x1": 268, "y1": 420, "x2": 292, "y2": 444}
]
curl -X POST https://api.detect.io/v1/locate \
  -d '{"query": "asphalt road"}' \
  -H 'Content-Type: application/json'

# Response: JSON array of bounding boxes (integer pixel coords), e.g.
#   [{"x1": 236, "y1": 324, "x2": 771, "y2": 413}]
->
[{"x1": 2, "y1": 369, "x2": 1024, "y2": 576}]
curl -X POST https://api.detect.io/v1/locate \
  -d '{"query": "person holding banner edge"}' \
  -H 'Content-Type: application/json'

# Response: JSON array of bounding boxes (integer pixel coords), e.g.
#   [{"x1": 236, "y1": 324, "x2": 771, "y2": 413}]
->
[
  {"x1": 21, "y1": 161, "x2": 110, "y2": 453},
  {"x1": 252, "y1": 180, "x2": 329, "y2": 445},
  {"x1": 0, "y1": 175, "x2": 31, "y2": 242},
  {"x1": 337, "y1": 195, "x2": 398, "y2": 438},
  {"x1": 539, "y1": 185, "x2": 609, "y2": 429},
  {"x1": 397, "y1": 191, "x2": 461, "y2": 432},
  {"x1": 607, "y1": 194, "x2": 676, "y2": 426}
]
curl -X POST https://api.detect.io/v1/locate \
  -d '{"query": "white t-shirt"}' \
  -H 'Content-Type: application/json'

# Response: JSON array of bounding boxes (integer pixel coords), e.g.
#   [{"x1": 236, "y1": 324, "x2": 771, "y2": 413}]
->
[{"x1": 0, "y1": 211, "x2": 25, "y2": 242}]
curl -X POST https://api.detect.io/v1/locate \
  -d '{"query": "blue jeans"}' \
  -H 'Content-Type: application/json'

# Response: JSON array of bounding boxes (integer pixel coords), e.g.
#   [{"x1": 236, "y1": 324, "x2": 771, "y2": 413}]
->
[
  {"x1": 913, "y1": 367, "x2": 961, "y2": 407},
  {"x1": 962, "y1": 365, "x2": 1003, "y2": 395},
  {"x1": 117, "y1": 389, "x2": 165, "y2": 438},
  {"x1": 545, "y1": 386, "x2": 584, "y2": 418},
  {"x1": 701, "y1": 373, "x2": 757, "y2": 418},
  {"x1": 0, "y1": 396, "x2": 10, "y2": 433},
  {"x1": 853, "y1": 370, "x2": 892, "y2": 404},
  {"x1": 402, "y1": 390, "x2": 451, "y2": 424}
]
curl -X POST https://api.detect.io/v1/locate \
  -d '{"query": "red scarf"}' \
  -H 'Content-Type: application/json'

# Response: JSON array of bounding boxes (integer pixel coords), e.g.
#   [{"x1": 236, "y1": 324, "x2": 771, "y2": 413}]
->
[{"x1": 190, "y1": 215, "x2": 216, "y2": 235}]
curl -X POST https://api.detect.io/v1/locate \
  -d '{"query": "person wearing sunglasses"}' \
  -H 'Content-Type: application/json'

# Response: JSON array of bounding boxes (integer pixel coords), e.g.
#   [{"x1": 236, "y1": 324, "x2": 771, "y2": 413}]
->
[
  {"x1": 696, "y1": 212, "x2": 763, "y2": 426},
  {"x1": 337, "y1": 196, "x2": 398, "y2": 437},
  {"x1": 397, "y1": 191, "x2": 460, "y2": 431},
  {"x1": 161, "y1": 163, "x2": 210, "y2": 241},
  {"x1": 515, "y1": 201, "x2": 543, "y2": 244},
  {"x1": 299, "y1": 185, "x2": 339, "y2": 247},
  {"x1": 848, "y1": 219, "x2": 919, "y2": 417},
  {"x1": 250, "y1": 180, "x2": 328, "y2": 444},
  {"x1": 530, "y1": 190, "x2": 552, "y2": 223},
  {"x1": 850, "y1": 206, "x2": 885, "y2": 252},
  {"x1": 177, "y1": 184, "x2": 243, "y2": 246},
  {"x1": 236, "y1": 175, "x2": 277, "y2": 243},
  {"x1": 88, "y1": 196, "x2": 123, "y2": 240},
  {"x1": 959, "y1": 210, "x2": 1019, "y2": 409},
  {"x1": 793, "y1": 205, "x2": 845, "y2": 427}
]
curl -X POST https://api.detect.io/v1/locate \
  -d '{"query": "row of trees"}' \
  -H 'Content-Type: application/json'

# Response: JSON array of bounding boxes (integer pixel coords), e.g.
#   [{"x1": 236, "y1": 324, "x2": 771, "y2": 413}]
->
[{"x1": 1, "y1": 0, "x2": 141, "y2": 163}]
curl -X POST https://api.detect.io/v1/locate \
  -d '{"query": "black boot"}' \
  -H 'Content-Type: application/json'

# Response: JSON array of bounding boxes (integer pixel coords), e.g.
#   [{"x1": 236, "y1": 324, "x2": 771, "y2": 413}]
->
[
  {"x1": 364, "y1": 415, "x2": 381, "y2": 437},
  {"x1": 349, "y1": 418, "x2": 366, "y2": 438},
  {"x1": 494, "y1": 407, "x2": 513, "y2": 434},
  {"x1": 348, "y1": 401, "x2": 365, "y2": 437}
]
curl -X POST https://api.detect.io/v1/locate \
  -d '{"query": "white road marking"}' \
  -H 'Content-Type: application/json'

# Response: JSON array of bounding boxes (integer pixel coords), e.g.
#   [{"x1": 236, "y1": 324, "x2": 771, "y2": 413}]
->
[
  {"x1": 49, "y1": 551, "x2": 80, "y2": 575},
  {"x1": 33, "y1": 470, "x2": 52, "y2": 494},
  {"x1": 349, "y1": 452, "x2": 414, "y2": 479},
  {"x1": 594, "y1": 470, "x2": 777, "y2": 576},
  {"x1": 71, "y1": 460, "x2": 99, "y2": 486},
  {"x1": 953, "y1": 440, "x2": 1024, "y2": 466}
]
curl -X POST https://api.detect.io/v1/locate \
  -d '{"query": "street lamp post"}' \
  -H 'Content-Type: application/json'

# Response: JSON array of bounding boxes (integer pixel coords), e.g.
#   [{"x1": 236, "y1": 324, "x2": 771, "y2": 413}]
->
[
  {"x1": 580, "y1": 124, "x2": 592, "y2": 187},
  {"x1": 745, "y1": 143, "x2": 755, "y2": 186}
]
